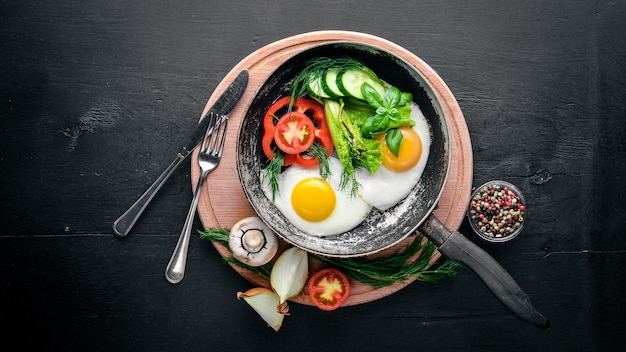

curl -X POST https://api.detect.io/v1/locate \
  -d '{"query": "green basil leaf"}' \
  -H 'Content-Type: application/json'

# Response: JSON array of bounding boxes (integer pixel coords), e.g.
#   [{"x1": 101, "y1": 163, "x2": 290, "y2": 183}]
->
[
  {"x1": 386, "y1": 128, "x2": 403, "y2": 157},
  {"x1": 388, "y1": 107, "x2": 400, "y2": 121},
  {"x1": 362, "y1": 114, "x2": 389, "y2": 138},
  {"x1": 361, "y1": 116, "x2": 374, "y2": 138},
  {"x1": 373, "y1": 114, "x2": 390, "y2": 133},
  {"x1": 362, "y1": 83, "x2": 383, "y2": 108},
  {"x1": 383, "y1": 86, "x2": 401, "y2": 108}
]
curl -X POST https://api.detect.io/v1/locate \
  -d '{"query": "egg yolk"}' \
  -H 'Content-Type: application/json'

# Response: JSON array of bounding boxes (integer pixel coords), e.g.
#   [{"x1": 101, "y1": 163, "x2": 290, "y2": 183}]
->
[
  {"x1": 378, "y1": 126, "x2": 422, "y2": 172},
  {"x1": 291, "y1": 177, "x2": 336, "y2": 222}
]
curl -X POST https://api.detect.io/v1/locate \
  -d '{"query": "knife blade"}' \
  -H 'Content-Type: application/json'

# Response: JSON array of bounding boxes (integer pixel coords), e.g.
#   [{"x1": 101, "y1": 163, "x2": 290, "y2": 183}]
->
[{"x1": 113, "y1": 69, "x2": 249, "y2": 237}]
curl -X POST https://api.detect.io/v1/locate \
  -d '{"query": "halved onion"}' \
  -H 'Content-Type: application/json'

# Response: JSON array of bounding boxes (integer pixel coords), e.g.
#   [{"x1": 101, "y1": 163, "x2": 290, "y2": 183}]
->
[
  {"x1": 270, "y1": 247, "x2": 308, "y2": 304},
  {"x1": 237, "y1": 287, "x2": 287, "y2": 331}
]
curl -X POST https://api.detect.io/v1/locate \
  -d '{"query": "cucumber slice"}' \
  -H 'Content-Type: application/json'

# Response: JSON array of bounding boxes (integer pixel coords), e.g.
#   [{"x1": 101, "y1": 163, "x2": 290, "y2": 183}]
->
[
  {"x1": 337, "y1": 68, "x2": 386, "y2": 100},
  {"x1": 307, "y1": 73, "x2": 331, "y2": 98},
  {"x1": 321, "y1": 68, "x2": 343, "y2": 98}
]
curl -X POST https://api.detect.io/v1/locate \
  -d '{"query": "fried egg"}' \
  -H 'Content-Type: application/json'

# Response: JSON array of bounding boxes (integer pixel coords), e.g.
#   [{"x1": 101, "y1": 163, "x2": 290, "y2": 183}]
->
[
  {"x1": 261, "y1": 157, "x2": 372, "y2": 237},
  {"x1": 355, "y1": 103, "x2": 431, "y2": 211}
]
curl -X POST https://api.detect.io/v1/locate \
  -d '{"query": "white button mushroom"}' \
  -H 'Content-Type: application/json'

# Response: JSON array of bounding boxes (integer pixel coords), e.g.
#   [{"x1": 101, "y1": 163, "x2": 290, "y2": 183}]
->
[{"x1": 228, "y1": 217, "x2": 279, "y2": 267}]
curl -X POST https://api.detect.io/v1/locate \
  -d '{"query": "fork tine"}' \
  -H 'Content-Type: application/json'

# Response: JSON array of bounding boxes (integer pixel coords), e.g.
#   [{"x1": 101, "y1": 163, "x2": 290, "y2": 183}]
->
[
  {"x1": 215, "y1": 116, "x2": 228, "y2": 157},
  {"x1": 206, "y1": 114, "x2": 228, "y2": 155},
  {"x1": 200, "y1": 112, "x2": 218, "y2": 153},
  {"x1": 206, "y1": 114, "x2": 220, "y2": 153}
]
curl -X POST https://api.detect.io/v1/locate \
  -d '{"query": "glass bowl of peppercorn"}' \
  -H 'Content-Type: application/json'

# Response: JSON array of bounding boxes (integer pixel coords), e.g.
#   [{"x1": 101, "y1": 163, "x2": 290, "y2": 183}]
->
[{"x1": 467, "y1": 180, "x2": 527, "y2": 242}]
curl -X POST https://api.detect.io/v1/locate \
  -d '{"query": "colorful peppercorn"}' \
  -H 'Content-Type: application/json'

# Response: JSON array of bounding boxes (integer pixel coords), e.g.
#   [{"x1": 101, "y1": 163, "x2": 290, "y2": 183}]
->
[{"x1": 468, "y1": 181, "x2": 526, "y2": 240}]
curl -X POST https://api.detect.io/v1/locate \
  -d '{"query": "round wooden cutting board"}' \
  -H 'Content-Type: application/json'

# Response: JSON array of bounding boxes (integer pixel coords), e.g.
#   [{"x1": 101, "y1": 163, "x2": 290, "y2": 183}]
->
[{"x1": 192, "y1": 31, "x2": 473, "y2": 306}]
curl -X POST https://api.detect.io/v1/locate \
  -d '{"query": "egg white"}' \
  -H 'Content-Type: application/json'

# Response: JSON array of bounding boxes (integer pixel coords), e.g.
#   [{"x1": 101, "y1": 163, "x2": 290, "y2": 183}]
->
[
  {"x1": 261, "y1": 157, "x2": 373, "y2": 237},
  {"x1": 354, "y1": 103, "x2": 431, "y2": 211}
]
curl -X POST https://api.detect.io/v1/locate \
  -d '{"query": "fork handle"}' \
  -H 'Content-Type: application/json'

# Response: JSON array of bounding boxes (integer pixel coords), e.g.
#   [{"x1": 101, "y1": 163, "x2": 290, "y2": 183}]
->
[
  {"x1": 112, "y1": 148, "x2": 190, "y2": 237},
  {"x1": 164, "y1": 170, "x2": 208, "y2": 284}
]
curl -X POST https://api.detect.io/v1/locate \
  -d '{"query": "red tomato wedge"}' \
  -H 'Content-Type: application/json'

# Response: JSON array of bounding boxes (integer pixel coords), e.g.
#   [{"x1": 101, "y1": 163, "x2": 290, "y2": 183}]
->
[
  {"x1": 273, "y1": 111, "x2": 315, "y2": 154},
  {"x1": 307, "y1": 268, "x2": 351, "y2": 311}
]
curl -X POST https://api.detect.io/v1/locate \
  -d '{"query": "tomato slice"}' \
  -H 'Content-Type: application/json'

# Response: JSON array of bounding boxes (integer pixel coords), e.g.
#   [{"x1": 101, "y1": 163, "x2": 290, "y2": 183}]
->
[
  {"x1": 274, "y1": 111, "x2": 315, "y2": 154},
  {"x1": 261, "y1": 96, "x2": 333, "y2": 167},
  {"x1": 292, "y1": 98, "x2": 333, "y2": 156},
  {"x1": 307, "y1": 268, "x2": 351, "y2": 311}
]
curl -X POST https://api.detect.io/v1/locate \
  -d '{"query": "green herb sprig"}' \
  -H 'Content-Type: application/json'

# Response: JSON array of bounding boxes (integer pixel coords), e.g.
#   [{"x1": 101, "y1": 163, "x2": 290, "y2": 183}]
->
[
  {"x1": 315, "y1": 235, "x2": 460, "y2": 288},
  {"x1": 261, "y1": 150, "x2": 284, "y2": 202},
  {"x1": 361, "y1": 84, "x2": 414, "y2": 156},
  {"x1": 199, "y1": 228, "x2": 460, "y2": 288},
  {"x1": 290, "y1": 56, "x2": 367, "y2": 101}
]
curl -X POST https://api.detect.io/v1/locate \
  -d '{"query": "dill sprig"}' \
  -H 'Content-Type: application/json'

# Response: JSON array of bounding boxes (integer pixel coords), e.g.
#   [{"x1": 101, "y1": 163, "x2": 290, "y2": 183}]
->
[
  {"x1": 315, "y1": 236, "x2": 461, "y2": 288},
  {"x1": 261, "y1": 150, "x2": 284, "y2": 202},
  {"x1": 339, "y1": 168, "x2": 360, "y2": 198},
  {"x1": 199, "y1": 228, "x2": 460, "y2": 288},
  {"x1": 307, "y1": 142, "x2": 331, "y2": 179}
]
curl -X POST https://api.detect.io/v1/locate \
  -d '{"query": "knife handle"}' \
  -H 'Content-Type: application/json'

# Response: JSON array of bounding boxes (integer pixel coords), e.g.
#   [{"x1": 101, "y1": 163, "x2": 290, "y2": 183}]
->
[
  {"x1": 112, "y1": 149, "x2": 189, "y2": 237},
  {"x1": 421, "y1": 216, "x2": 549, "y2": 329}
]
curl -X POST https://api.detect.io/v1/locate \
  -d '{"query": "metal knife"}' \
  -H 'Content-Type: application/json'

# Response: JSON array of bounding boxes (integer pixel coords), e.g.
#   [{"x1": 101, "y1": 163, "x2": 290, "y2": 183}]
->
[{"x1": 112, "y1": 69, "x2": 249, "y2": 237}]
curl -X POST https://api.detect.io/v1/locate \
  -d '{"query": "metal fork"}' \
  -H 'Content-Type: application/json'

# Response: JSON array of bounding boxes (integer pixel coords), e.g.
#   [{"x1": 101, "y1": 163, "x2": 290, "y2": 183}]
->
[{"x1": 165, "y1": 112, "x2": 228, "y2": 284}]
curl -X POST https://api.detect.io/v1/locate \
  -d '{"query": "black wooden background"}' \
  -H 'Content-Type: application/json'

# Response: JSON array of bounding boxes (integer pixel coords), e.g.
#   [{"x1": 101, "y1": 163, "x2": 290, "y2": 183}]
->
[{"x1": 2, "y1": 1, "x2": 625, "y2": 351}]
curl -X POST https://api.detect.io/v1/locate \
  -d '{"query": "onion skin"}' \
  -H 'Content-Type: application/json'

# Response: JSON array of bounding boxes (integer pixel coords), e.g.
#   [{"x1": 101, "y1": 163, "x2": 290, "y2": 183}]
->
[{"x1": 237, "y1": 287, "x2": 286, "y2": 331}]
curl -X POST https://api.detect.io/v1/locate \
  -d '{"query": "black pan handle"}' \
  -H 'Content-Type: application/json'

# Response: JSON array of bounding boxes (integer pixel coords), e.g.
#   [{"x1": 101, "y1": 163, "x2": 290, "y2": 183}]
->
[{"x1": 420, "y1": 215, "x2": 549, "y2": 329}]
